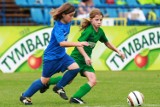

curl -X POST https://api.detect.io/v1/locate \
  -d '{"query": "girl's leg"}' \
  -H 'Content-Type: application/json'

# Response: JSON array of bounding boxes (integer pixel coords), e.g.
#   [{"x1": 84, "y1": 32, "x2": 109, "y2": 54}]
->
[
  {"x1": 70, "y1": 72, "x2": 96, "y2": 104},
  {"x1": 49, "y1": 76, "x2": 62, "y2": 85},
  {"x1": 20, "y1": 77, "x2": 50, "y2": 105},
  {"x1": 56, "y1": 62, "x2": 80, "y2": 88},
  {"x1": 40, "y1": 76, "x2": 62, "y2": 93},
  {"x1": 53, "y1": 62, "x2": 80, "y2": 100},
  {"x1": 22, "y1": 77, "x2": 50, "y2": 97}
]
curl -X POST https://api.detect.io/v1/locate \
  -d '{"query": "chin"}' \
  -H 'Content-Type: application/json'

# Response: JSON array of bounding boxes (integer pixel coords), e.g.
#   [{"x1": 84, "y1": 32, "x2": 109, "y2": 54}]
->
[{"x1": 97, "y1": 25, "x2": 101, "y2": 27}]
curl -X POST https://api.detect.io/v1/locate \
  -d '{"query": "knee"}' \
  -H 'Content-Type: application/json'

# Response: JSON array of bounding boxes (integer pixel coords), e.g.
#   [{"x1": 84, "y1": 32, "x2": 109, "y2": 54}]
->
[
  {"x1": 89, "y1": 79, "x2": 97, "y2": 87},
  {"x1": 41, "y1": 77, "x2": 50, "y2": 85}
]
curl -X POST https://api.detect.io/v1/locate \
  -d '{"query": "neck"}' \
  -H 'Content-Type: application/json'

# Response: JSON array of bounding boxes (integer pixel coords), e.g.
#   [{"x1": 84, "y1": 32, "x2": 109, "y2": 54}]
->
[
  {"x1": 60, "y1": 19, "x2": 67, "y2": 24},
  {"x1": 93, "y1": 25, "x2": 98, "y2": 32}
]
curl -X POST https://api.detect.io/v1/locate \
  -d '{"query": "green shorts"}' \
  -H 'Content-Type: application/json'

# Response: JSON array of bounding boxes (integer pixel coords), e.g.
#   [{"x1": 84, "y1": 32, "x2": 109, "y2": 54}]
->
[{"x1": 75, "y1": 59, "x2": 95, "y2": 77}]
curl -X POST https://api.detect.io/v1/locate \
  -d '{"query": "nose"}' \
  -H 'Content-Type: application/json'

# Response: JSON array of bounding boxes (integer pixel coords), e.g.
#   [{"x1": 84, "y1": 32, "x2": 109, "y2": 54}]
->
[
  {"x1": 98, "y1": 21, "x2": 101, "y2": 25},
  {"x1": 98, "y1": 20, "x2": 102, "y2": 23}
]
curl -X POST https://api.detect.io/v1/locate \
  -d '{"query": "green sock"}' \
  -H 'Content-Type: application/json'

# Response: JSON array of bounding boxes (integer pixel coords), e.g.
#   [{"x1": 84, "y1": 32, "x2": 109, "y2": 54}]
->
[
  {"x1": 48, "y1": 76, "x2": 62, "y2": 85},
  {"x1": 72, "y1": 83, "x2": 91, "y2": 98}
]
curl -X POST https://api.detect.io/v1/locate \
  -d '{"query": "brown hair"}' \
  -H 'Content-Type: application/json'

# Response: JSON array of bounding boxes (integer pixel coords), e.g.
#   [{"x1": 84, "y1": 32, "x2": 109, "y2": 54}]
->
[
  {"x1": 80, "y1": 8, "x2": 103, "y2": 31},
  {"x1": 50, "y1": 3, "x2": 75, "y2": 20}
]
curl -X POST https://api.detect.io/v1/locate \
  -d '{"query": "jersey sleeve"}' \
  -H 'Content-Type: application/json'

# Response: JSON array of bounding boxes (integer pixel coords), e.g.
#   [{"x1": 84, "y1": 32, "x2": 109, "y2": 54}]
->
[
  {"x1": 78, "y1": 29, "x2": 91, "y2": 42},
  {"x1": 99, "y1": 29, "x2": 108, "y2": 43},
  {"x1": 54, "y1": 28, "x2": 65, "y2": 43}
]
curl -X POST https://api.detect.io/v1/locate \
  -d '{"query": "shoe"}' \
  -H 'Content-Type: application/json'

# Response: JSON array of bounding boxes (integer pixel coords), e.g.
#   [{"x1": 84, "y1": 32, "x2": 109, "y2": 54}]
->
[
  {"x1": 53, "y1": 86, "x2": 68, "y2": 100},
  {"x1": 69, "y1": 97, "x2": 85, "y2": 104},
  {"x1": 39, "y1": 84, "x2": 49, "y2": 93},
  {"x1": 20, "y1": 94, "x2": 32, "y2": 105}
]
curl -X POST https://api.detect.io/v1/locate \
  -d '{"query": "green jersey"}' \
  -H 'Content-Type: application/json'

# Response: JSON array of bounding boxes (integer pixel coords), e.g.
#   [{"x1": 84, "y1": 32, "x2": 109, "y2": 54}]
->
[{"x1": 71, "y1": 25, "x2": 108, "y2": 62}]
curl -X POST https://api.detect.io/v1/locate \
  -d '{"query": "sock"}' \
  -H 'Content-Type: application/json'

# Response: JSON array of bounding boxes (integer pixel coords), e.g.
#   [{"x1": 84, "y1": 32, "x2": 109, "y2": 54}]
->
[
  {"x1": 56, "y1": 68, "x2": 79, "y2": 88},
  {"x1": 22, "y1": 79, "x2": 44, "y2": 97},
  {"x1": 72, "y1": 83, "x2": 91, "y2": 98},
  {"x1": 48, "y1": 76, "x2": 62, "y2": 85}
]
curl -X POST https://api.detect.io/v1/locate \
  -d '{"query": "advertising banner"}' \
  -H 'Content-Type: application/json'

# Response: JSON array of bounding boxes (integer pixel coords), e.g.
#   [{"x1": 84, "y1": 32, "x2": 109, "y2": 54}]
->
[{"x1": 0, "y1": 26, "x2": 160, "y2": 73}]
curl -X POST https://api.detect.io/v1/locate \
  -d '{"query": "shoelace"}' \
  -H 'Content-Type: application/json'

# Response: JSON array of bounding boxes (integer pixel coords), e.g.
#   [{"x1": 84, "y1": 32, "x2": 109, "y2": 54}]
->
[
  {"x1": 57, "y1": 89, "x2": 65, "y2": 94},
  {"x1": 23, "y1": 98, "x2": 31, "y2": 103}
]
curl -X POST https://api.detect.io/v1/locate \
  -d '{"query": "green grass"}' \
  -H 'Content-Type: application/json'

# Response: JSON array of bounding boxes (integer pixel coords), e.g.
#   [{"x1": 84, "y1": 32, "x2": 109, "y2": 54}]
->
[{"x1": 0, "y1": 71, "x2": 160, "y2": 107}]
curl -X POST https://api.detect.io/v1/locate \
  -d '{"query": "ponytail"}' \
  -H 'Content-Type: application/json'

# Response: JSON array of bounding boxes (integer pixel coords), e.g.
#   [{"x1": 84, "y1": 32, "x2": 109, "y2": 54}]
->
[{"x1": 80, "y1": 18, "x2": 91, "y2": 31}]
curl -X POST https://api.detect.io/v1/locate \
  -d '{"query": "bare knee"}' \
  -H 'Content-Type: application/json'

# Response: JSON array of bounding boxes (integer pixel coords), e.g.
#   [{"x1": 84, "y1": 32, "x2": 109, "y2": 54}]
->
[
  {"x1": 84, "y1": 72, "x2": 97, "y2": 87},
  {"x1": 68, "y1": 62, "x2": 79, "y2": 70},
  {"x1": 41, "y1": 77, "x2": 50, "y2": 85},
  {"x1": 88, "y1": 79, "x2": 97, "y2": 87}
]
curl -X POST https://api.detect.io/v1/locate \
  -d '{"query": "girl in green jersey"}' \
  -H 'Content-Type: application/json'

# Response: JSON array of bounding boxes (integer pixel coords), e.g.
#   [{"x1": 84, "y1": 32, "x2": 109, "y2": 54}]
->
[
  {"x1": 69, "y1": 8, "x2": 125, "y2": 104},
  {"x1": 40, "y1": 8, "x2": 125, "y2": 104}
]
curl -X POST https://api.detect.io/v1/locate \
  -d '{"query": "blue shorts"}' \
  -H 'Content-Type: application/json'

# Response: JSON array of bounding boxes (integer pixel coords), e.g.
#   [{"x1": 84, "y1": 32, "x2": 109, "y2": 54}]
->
[{"x1": 42, "y1": 54, "x2": 75, "y2": 78}]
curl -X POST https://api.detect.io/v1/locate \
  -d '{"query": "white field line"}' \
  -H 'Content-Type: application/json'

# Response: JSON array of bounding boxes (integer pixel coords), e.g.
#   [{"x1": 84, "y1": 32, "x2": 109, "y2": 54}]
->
[{"x1": 83, "y1": 104, "x2": 160, "y2": 107}]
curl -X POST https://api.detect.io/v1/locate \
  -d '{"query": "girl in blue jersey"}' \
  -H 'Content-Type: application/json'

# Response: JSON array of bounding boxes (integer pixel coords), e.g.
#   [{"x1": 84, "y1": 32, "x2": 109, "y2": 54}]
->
[{"x1": 20, "y1": 3, "x2": 88, "y2": 105}]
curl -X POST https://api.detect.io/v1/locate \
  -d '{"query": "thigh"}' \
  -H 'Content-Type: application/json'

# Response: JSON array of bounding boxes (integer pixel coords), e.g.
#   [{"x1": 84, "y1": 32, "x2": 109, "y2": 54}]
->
[
  {"x1": 61, "y1": 54, "x2": 78, "y2": 71},
  {"x1": 68, "y1": 62, "x2": 79, "y2": 70},
  {"x1": 42, "y1": 59, "x2": 62, "y2": 77},
  {"x1": 84, "y1": 71, "x2": 96, "y2": 81},
  {"x1": 80, "y1": 65, "x2": 95, "y2": 77}
]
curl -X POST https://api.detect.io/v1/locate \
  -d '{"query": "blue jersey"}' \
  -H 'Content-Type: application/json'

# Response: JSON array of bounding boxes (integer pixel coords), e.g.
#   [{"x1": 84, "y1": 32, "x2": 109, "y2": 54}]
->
[{"x1": 44, "y1": 21, "x2": 71, "y2": 60}]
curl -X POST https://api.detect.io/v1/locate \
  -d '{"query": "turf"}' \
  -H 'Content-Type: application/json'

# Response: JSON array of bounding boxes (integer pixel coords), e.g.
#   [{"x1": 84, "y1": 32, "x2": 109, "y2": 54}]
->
[{"x1": 0, "y1": 71, "x2": 160, "y2": 107}]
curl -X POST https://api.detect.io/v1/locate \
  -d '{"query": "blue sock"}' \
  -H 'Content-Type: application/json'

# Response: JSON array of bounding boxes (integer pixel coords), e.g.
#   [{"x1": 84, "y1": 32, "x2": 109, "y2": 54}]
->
[
  {"x1": 56, "y1": 68, "x2": 79, "y2": 88},
  {"x1": 22, "y1": 79, "x2": 44, "y2": 97}
]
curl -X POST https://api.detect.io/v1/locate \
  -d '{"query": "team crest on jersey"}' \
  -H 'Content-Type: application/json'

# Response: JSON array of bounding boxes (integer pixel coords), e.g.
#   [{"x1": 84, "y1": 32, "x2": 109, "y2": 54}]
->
[
  {"x1": 87, "y1": 35, "x2": 94, "y2": 41},
  {"x1": 88, "y1": 42, "x2": 96, "y2": 48}
]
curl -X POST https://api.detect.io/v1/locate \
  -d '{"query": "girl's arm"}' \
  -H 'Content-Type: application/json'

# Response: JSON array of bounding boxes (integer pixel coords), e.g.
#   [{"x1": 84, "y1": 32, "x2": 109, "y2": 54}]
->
[
  {"x1": 77, "y1": 47, "x2": 92, "y2": 66},
  {"x1": 60, "y1": 41, "x2": 88, "y2": 47},
  {"x1": 104, "y1": 42, "x2": 125, "y2": 59}
]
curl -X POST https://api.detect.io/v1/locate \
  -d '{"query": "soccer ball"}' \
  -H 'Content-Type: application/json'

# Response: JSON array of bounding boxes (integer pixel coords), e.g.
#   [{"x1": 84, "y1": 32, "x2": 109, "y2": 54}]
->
[{"x1": 127, "y1": 91, "x2": 144, "y2": 107}]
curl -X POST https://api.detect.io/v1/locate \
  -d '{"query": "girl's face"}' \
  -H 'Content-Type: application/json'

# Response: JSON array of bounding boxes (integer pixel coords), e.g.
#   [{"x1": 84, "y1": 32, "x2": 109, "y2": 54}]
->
[
  {"x1": 61, "y1": 11, "x2": 75, "y2": 24},
  {"x1": 90, "y1": 15, "x2": 103, "y2": 29}
]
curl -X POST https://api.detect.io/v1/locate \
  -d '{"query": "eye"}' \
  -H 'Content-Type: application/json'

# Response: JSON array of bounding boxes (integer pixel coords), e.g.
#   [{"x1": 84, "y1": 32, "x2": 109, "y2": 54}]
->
[
  {"x1": 69, "y1": 14, "x2": 74, "y2": 17},
  {"x1": 95, "y1": 19, "x2": 99, "y2": 21}
]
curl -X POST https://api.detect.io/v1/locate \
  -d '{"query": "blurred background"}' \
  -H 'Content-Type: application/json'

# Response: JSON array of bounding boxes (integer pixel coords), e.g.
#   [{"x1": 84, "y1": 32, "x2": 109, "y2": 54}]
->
[
  {"x1": 0, "y1": 0, "x2": 160, "y2": 26},
  {"x1": 1, "y1": 2, "x2": 160, "y2": 106}
]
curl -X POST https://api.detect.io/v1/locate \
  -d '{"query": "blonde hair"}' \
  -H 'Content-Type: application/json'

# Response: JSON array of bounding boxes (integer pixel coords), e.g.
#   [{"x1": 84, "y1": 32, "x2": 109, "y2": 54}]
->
[
  {"x1": 50, "y1": 3, "x2": 75, "y2": 20},
  {"x1": 80, "y1": 8, "x2": 103, "y2": 31}
]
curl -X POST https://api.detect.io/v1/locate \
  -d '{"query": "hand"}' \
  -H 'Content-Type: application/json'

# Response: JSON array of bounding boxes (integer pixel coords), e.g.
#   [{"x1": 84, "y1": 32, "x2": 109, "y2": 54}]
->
[
  {"x1": 118, "y1": 51, "x2": 125, "y2": 59},
  {"x1": 78, "y1": 42, "x2": 89, "y2": 47},
  {"x1": 84, "y1": 56, "x2": 92, "y2": 66}
]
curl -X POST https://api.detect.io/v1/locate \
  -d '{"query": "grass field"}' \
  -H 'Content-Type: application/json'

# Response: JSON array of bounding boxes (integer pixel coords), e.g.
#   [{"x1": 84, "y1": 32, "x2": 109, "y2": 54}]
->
[{"x1": 0, "y1": 71, "x2": 160, "y2": 107}]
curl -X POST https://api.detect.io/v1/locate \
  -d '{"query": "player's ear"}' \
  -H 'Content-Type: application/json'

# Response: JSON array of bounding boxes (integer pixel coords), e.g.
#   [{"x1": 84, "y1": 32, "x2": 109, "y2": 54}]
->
[
  {"x1": 89, "y1": 18, "x2": 92, "y2": 22},
  {"x1": 62, "y1": 13, "x2": 66, "y2": 18}
]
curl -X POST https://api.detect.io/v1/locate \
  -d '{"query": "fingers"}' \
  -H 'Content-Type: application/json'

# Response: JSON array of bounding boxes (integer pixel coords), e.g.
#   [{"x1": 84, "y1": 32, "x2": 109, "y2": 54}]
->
[
  {"x1": 86, "y1": 60, "x2": 92, "y2": 66},
  {"x1": 118, "y1": 51, "x2": 125, "y2": 59},
  {"x1": 83, "y1": 42, "x2": 89, "y2": 46},
  {"x1": 80, "y1": 41, "x2": 89, "y2": 46},
  {"x1": 121, "y1": 54, "x2": 125, "y2": 59}
]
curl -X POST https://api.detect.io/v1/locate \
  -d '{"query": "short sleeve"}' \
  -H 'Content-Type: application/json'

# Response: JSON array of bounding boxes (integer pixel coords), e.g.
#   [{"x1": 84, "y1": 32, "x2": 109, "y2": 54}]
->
[
  {"x1": 54, "y1": 28, "x2": 65, "y2": 43},
  {"x1": 78, "y1": 30, "x2": 91, "y2": 42},
  {"x1": 99, "y1": 29, "x2": 108, "y2": 43}
]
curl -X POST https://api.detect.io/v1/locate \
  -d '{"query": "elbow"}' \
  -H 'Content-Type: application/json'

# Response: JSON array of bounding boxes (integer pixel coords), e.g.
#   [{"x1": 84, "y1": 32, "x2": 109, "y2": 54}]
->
[{"x1": 59, "y1": 42, "x2": 65, "y2": 47}]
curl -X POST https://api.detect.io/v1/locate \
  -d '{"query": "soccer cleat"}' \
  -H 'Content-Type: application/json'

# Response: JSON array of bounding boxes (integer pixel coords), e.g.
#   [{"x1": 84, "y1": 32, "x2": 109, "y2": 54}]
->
[
  {"x1": 69, "y1": 97, "x2": 85, "y2": 104},
  {"x1": 39, "y1": 84, "x2": 49, "y2": 93},
  {"x1": 20, "y1": 94, "x2": 32, "y2": 105},
  {"x1": 53, "y1": 86, "x2": 68, "y2": 100}
]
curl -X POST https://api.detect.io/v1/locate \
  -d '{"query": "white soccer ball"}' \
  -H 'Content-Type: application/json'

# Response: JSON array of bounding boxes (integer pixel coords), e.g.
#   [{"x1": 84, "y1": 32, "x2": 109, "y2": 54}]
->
[{"x1": 127, "y1": 91, "x2": 144, "y2": 107}]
